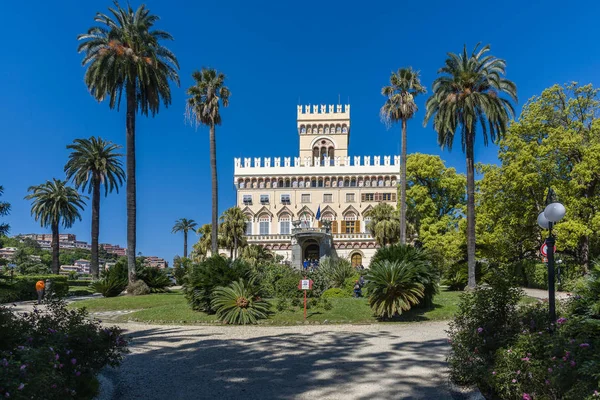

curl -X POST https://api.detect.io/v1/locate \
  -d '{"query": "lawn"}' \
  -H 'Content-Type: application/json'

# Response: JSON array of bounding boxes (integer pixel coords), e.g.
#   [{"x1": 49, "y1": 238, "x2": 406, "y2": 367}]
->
[{"x1": 71, "y1": 289, "x2": 467, "y2": 325}]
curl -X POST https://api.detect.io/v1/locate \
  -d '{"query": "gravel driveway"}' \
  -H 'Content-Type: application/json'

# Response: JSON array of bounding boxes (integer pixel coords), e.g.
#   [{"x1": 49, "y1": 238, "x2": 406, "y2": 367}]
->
[{"x1": 102, "y1": 321, "x2": 451, "y2": 400}]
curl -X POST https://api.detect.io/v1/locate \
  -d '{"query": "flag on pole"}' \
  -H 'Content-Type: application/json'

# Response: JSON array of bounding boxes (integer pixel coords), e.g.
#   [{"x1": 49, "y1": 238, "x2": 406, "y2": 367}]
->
[{"x1": 316, "y1": 205, "x2": 321, "y2": 221}]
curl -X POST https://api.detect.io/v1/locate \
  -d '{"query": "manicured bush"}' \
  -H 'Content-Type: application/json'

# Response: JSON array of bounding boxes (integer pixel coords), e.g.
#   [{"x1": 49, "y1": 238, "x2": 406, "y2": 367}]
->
[
  {"x1": 136, "y1": 267, "x2": 170, "y2": 293},
  {"x1": 0, "y1": 275, "x2": 69, "y2": 302},
  {"x1": 371, "y1": 244, "x2": 439, "y2": 308},
  {"x1": 183, "y1": 256, "x2": 252, "y2": 313},
  {"x1": 322, "y1": 288, "x2": 348, "y2": 298},
  {"x1": 90, "y1": 275, "x2": 127, "y2": 298},
  {"x1": 127, "y1": 280, "x2": 151, "y2": 296},
  {"x1": 365, "y1": 260, "x2": 425, "y2": 319},
  {"x1": 0, "y1": 298, "x2": 128, "y2": 399},
  {"x1": 211, "y1": 279, "x2": 270, "y2": 325}
]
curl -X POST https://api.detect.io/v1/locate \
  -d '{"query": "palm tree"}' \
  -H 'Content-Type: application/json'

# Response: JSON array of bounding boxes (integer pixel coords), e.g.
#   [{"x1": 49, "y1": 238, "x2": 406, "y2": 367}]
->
[
  {"x1": 64, "y1": 137, "x2": 125, "y2": 279},
  {"x1": 365, "y1": 260, "x2": 425, "y2": 319},
  {"x1": 0, "y1": 186, "x2": 10, "y2": 237},
  {"x1": 25, "y1": 179, "x2": 86, "y2": 274},
  {"x1": 191, "y1": 224, "x2": 213, "y2": 261},
  {"x1": 365, "y1": 203, "x2": 400, "y2": 247},
  {"x1": 220, "y1": 207, "x2": 247, "y2": 259},
  {"x1": 381, "y1": 68, "x2": 426, "y2": 245},
  {"x1": 186, "y1": 68, "x2": 230, "y2": 256},
  {"x1": 78, "y1": 2, "x2": 180, "y2": 283},
  {"x1": 172, "y1": 218, "x2": 198, "y2": 258},
  {"x1": 240, "y1": 244, "x2": 274, "y2": 266},
  {"x1": 424, "y1": 43, "x2": 517, "y2": 288}
]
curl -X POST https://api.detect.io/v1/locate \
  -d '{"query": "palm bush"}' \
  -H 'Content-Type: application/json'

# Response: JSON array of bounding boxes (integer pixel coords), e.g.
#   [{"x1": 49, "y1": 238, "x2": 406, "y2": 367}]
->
[
  {"x1": 318, "y1": 256, "x2": 355, "y2": 288},
  {"x1": 372, "y1": 244, "x2": 439, "y2": 308},
  {"x1": 91, "y1": 274, "x2": 127, "y2": 297},
  {"x1": 211, "y1": 279, "x2": 269, "y2": 325},
  {"x1": 365, "y1": 260, "x2": 425, "y2": 319},
  {"x1": 183, "y1": 256, "x2": 251, "y2": 313},
  {"x1": 136, "y1": 267, "x2": 171, "y2": 292}
]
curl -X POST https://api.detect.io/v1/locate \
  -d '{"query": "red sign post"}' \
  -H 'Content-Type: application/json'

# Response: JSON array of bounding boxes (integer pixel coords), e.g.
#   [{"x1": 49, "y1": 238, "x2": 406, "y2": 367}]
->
[{"x1": 298, "y1": 277, "x2": 313, "y2": 320}]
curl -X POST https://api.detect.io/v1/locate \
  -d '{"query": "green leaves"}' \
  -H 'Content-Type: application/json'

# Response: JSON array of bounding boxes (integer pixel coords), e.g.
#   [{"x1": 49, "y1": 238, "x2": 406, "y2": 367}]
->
[
  {"x1": 365, "y1": 260, "x2": 425, "y2": 319},
  {"x1": 186, "y1": 68, "x2": 230, "y2": 128},
  {"x1": 364, "y1": 203, "x2": 400, "y2": 246},
  {"x1": 24, "y1": 179, "x2": 86, "y2": 229},
  {"x1": 211, "y1": 279, "x2": 270, "y2": 325}
]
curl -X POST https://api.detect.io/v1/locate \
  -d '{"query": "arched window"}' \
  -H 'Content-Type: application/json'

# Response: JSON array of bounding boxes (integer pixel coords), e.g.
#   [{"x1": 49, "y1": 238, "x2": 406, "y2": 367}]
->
[
  {"x1": 344, "y1": 179, "x2": 350, "y2": 187},
  {"x1": 342, "y1": 212, "x2": 359, "y2": 234},
  {"x1": 351, "y1": 253, "x2": 363, "y2": 267},
  {"x1": 350, "y1": 179, "x2": 357, "y2": 187},
  {"x1": 279, "y1": 214, "x2": 290, "y2": 235},
  {"x1": 285, "y1": 179, "x2": 291, "y2": 188},
  {"x1": 278, "y1": 179, "x2": 284, "y2": 188},
  {"x1": 301, "y1": 126, "x2": 306, "y2": 133},
  {"x1": 258, "y1": 215, "x2": 271, "y2": 235},
  {"x1": 342, "y1": 125, "x2": 348, "y2": 133},
  {"x1": 379, "y1": 179, "x2": 384, "y2": 187},
  {"x1": 311, "y1": 179, "x2": 317, "y2": 188},
  {"x1": 245, "y1": 215, "x2": 253, "y2": 235},
  {"x1": 292, "y1": 180, "x2": 298, "y2": 188}
]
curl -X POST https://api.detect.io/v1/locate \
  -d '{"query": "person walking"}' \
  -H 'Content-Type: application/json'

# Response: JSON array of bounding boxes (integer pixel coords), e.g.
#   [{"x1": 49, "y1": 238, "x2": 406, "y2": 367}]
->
[
  {"x1": 35, "y1": 280, "x2": 45, "y2": 304},
  {"x1": 353, "y1": 280, "x2": 362, "y2": 298}
]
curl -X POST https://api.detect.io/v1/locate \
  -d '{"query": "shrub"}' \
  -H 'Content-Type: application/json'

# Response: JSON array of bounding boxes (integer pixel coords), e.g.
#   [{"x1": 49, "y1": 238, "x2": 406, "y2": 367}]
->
[
  {"x1": 274, "y1": 273, "x2": 302, "y2": 299},
  {"x1": 371, "y1": 244, "x2": 439, "y2": 308},
  {"x1": 252, "y1": 263, "x2": 300, "y2": 298},
  {"x1": 0, "y1": 275, "x2": 69, "y2": 302},
  {"x1": 446, "y1": 274, "x2": 523, "y2": 387},
  {"x1": 67, "y1": 280, "x2": 93, "y2": 287},
  {"x1": 211, "y1": 279, "x2": 270, "y2": 325},
  {"x1": 172, "y1": 256, "x2": 192, "y2": 285},
  {"x1": 291, "y1": 297, "x2": 301, "y2": 308},
  {"x1": 0, "y1": 298, "x2": 128, "y2": 399},
  {"x1": 136, "y1": 267, "x2": 170, "y2": 293},
  {"x1": 183, "y1": 256, "x2": 251, "y2": 313},
  {"x1": 322, "y1": 288, "x2": 348, "y2": 298},
  {"x1": 90, "y1": 274, "x2": 127, "y2": 298},
  {"x1": 318, "y1": 257, "x2": 355, "y2": 288},
  {"x1": 365, "y1": 260, "x2": 425, "y2": 319},
  {"x1": 276, "y1": 297, "x2": 290, "y2": 312},
  {"x1": 127, "y1": 280, "x2": 151, "y2": 296}
]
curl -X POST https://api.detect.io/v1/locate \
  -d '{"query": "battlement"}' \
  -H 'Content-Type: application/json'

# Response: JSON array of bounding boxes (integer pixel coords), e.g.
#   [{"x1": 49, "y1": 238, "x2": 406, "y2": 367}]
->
[
  {"x1": 234, "y1": 155, "x2": 400, "y2": 175},
  {"x1": 297, "y1": 104, "x2": 350, "y2": 121}
]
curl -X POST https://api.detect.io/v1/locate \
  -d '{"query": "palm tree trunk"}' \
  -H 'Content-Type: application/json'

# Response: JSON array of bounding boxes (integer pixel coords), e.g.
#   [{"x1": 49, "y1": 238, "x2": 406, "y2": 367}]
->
[
  {"x1": 91, "y1": 178, "x2": 101, "y2": 279},
  {"x1": 233, "y1": 235, "x2": 238, "y2": 260},
  {"x1": 183, "y1": 230, "x2": 188, "y2": 259},
  {"x1": 400, "y1": 119, "x2": 407, "y2": 245},
  {"x1": 51, "y1": 221, "x2": 59, "y2": 274},
  {"x1": 126, "y1": 81, "x2": 137, "y2": 283},
  {"x1": 210, "y1": 124, "x2": 219, "y2": 256},
  {"x1": 580, "y1": 235, "x2": 589, "y2": 274},
  {"x1": 466, "y1": 132, "x2": 476, "y2": 289}
]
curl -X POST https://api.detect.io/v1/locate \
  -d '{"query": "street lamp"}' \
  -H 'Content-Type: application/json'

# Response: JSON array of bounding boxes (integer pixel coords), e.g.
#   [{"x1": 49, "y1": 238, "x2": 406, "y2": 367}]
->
[{"x1": 537, "y1": 201, "x2": 566, "y2": 322}]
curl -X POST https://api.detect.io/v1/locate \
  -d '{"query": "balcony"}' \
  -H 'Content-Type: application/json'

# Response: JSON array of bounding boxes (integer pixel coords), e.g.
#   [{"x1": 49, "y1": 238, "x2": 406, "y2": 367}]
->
[
  {"x1": 333, "y1": 233, "x2": 373, "y2": 240},
  {"x1": 247, "y1": 234, "x2": 291, "y2": 242}
]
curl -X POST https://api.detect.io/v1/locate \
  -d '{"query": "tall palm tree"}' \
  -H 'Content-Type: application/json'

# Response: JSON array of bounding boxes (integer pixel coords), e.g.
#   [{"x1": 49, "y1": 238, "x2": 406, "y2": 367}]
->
[
  {"x1": 172, "y1": 218, "x2": 198, "y2": 258},
  {"x1": 186, "y1": 68, "x2": 230, "y2": 256},
  {"x1": 219, "y1": 207, "x2": 247, "y2": 259},
  {"x1": 381, "y1": 68, "x2": 426, "y2": 245},
  {"x1": 25, "y1": 179, "x2": 86, "y2": 274},
  {"x1": 192, "y1": 224, "x2": 213, "y2": 261},
  {"x1": 424, "y1": 43, "x2": 517, "y2": 288},
  {"x1": 65, "y1": 137, "x2": 125, "y2": 279},
  {"x1": 0, "y1": 186, "x2": 10, "y2": 237},
  {"x1": 78, "y1": 2, "x2": 180, "y2": 283},
  {"x1": 365, "y1": 203, "x2": 401, "y2": 247}
]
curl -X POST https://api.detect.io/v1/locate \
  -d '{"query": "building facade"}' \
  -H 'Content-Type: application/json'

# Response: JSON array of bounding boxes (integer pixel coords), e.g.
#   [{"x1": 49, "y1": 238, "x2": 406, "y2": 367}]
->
[{"x1": 234, "y1": 104, "x2": 399, "y2": 267}]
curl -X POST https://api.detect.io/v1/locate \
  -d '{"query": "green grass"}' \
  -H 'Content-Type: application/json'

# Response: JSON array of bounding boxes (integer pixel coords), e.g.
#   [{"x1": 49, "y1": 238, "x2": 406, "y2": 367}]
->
[{"x1": 70, "y1": 289, "x2": 469, "y2": 325}]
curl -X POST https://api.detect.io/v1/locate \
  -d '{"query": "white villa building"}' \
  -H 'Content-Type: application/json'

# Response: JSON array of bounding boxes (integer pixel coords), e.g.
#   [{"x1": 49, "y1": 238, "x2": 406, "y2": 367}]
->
[{"x1": 234, "y1": 104, "x2": 399, "y2": 268}]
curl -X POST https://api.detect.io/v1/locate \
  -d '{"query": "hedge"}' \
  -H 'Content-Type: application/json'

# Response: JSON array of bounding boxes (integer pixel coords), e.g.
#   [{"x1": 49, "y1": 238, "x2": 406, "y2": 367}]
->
[
  {"x1": 0, "y1": 275, "x2": 69, "y2": 303},
  {"x1": 68, "y1": 280, "x2": 93, "y2": 287}
]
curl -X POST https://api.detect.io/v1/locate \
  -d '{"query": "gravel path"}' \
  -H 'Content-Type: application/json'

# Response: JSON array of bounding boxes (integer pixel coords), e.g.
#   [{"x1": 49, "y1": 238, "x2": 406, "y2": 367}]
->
[
  {"x1": 521, "y1": 287, "x2": 571, "y2": 300},
  {"x1": 105, "y1": 321, "x2": 452, "y2": 400}
]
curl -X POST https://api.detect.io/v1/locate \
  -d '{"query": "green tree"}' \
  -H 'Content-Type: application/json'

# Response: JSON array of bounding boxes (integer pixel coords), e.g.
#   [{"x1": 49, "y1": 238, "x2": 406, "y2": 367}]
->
[
  {"x1": 78, "y1": 2, "x2": 180, "y2": 283},
  {"x1": 478, "y1": 83, "x2": 600, "y2": 272},
  {"x1": 364, "y1": 203, "x2": 400, "y2": 247},
  {"x1": 191, "y1": 224, "x2": 213, "y2": 262},
  {"x1": 172, "y1": 256, "x2": 192, "y2": 285},
  {"x1": 240, "y1": 244, "x2": 275, "y2": 266},
  {"x1": 25, "y1": 179, "x2": 86, "y2": 274},
  {"x1": 0, "y1": 186, "x2": 10, "y2": 237},
  {"x1": 186, "y1": 68, "x2": 230, "y2": 256},
  {"x1": 424, "y1": 43, "x2": 517, "y2": 288},
  {"x1": 171, "y1": 218, "x2": 198, "y2": 258},
  {"x1": 405, "y1": 153, "x2": 466, "y2": 270},
  {"x1": 381, "y1": 68, "x2": 427, "y2": 245},
  {"x1": 219, "y1": 207, "x2": 248, "y2": 259},
  {"x1": 64, "y1": 137, "x2": 125, "y2": 279}
]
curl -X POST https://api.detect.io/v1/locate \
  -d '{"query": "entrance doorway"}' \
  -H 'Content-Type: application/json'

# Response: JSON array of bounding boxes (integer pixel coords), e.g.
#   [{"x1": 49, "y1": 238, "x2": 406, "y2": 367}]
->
[
  {"x1": 304, "y1": 243, "x2": 320, "y2": 260},
  {"x1": 351, "y1": 253, "x2": 363, "y2": 267}
]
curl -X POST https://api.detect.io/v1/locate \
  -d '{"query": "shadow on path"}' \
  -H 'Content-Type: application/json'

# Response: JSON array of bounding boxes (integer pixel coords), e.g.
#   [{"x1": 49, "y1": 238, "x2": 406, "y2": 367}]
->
[{"x1": 113, "y1": 324, "x2": 450, "y2": 400}]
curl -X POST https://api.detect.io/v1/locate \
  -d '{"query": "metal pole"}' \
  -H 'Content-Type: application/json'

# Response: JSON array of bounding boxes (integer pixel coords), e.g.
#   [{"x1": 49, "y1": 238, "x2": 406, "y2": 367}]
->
[
  {"x1": 546, "y1": 223, "x2": 556, "y2": 323},
  {"x1": 304, "y1": 289, "x2": 307, "y2": 321}
]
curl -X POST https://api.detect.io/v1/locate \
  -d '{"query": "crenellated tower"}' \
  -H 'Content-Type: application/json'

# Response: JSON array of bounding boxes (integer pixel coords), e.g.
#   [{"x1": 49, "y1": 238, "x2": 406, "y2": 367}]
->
[{"x1": 297, "y1": 104, "x2": 350, "y2": 164}]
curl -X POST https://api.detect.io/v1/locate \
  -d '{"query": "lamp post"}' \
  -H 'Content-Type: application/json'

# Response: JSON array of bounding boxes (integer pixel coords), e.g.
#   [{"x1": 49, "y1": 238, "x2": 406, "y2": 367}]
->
[{"x1": 537, "y1": 201, "x2": 566, "y2": 322}]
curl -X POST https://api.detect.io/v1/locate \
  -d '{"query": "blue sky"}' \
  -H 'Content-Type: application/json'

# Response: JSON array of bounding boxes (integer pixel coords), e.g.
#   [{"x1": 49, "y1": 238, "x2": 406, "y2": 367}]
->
[{"x1": 1, "y1": 0, "x2": 599, "y2": 263}]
